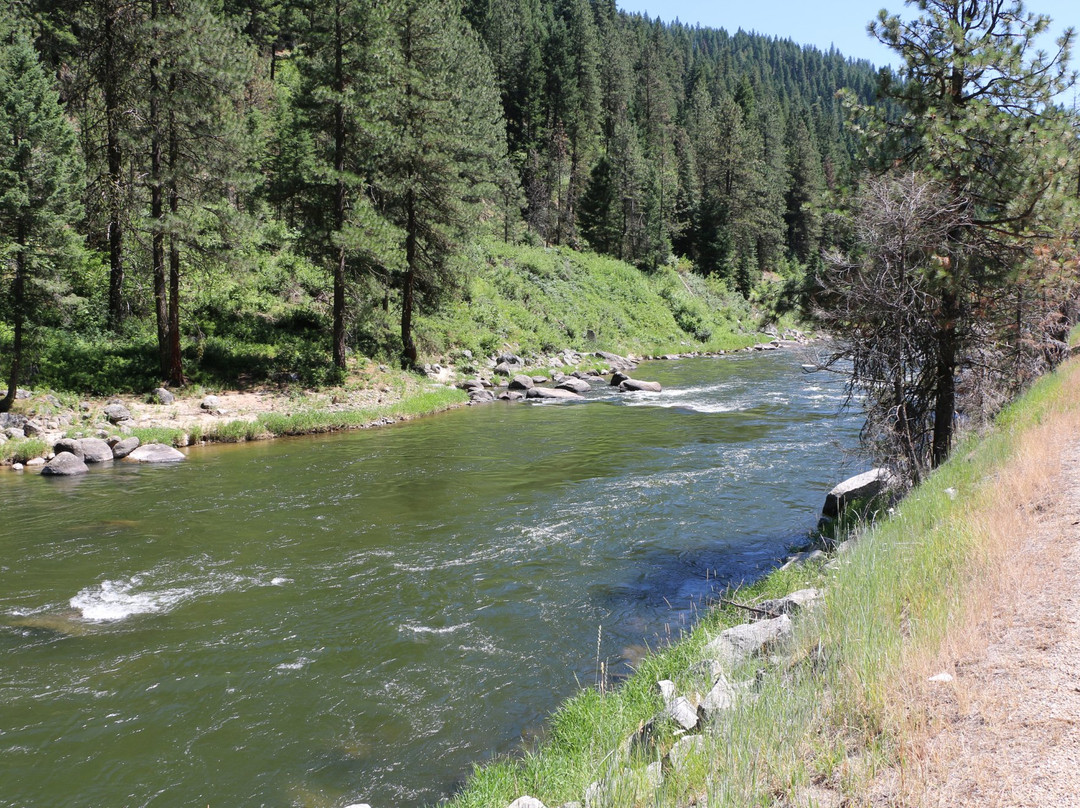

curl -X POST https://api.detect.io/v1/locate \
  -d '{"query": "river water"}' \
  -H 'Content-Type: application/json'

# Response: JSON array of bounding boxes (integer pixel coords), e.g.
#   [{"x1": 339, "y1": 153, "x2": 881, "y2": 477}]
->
[{"x1": 0, "y1": 352, "x2": 862, "y2": 807}]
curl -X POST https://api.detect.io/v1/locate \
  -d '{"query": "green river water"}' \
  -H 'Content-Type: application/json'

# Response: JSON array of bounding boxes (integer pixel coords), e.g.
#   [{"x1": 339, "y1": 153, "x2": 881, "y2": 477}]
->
[{"x1": 0, "y1": 352, "x2": 862, "y2": 807}]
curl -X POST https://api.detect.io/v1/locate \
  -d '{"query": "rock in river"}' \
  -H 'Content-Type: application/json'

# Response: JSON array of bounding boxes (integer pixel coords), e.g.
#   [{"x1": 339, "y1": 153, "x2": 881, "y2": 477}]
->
[
  {"x1": 126, "y1": 443, "x2": 186, "y2": 463},
  {"x1": 618, "y1": 379, "x2": 663, "y2": 392},
  {"x1": 41, "y1": 451, "x2": 89, "y2": 476},
  {"x1": 525, "y1": 387, "x2": 583, "y2": 400},
  {"x1": 111, "y1": 437, "x2": 141, "y2": 459}
]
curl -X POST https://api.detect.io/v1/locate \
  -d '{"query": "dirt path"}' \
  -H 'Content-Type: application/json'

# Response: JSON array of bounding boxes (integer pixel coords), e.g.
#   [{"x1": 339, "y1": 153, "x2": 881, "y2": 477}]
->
[{"x1": 898, "y1": 446, "x2": 1080, "y2": 807}]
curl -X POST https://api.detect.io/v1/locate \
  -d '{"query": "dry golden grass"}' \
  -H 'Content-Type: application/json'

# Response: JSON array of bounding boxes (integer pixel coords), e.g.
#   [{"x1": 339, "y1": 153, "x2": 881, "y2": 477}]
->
[{"x1": 867, "y1": 358, "x2": 1080, "y2": 807}]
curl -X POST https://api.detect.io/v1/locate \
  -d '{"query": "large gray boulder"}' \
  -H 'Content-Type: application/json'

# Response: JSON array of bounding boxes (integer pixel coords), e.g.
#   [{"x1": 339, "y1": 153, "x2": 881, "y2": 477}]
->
[
  {"x1": 704, "y1": 614, "x2": 792, "y2": 665},
  {"x1": 102, "y1": 403, "x2": 132, "y2": 423},
  {"x1": 822, "y1": 468, "x2": 893, "y2": 518},
  {"x1": 200, "y1": 395, "x2": 220, "y2": 410},
  {"x1": 526, "y1": 387, "x2": 583, "y2": 400},
  {"x1": 0, "y1": 412, "x2": 27, "y2": 430},
  {"x1": 126, "y1": 443, "x2": 185, "y2": 463},
  {"x1": 111, "y1": 436, "x2": 141, "y2": 459},
  {"x1": 618, "y1": 379, "x2": 662, "y2": 393},
  {"x1": 468, "y1": 388, "x2": 496, "y2": 403},
  {"x1": 508, "y1": 374, "x2": 534, "y2": 391},
  {"x1": 150, "y1": 387, "x2": 175, "y2": 405},
  {"x1": 41, "y1": 451, "x2": 89, "y2": 476},
  {"x1": 555, "y1": 377, "x2": 591, "y2": 394},
  {"x1": 609, "y1": 371, "x2": 630, "y2": 386},
  {"x1": 78, "y1": 437, "x2": 114, "y2": 463},
  {"x1": 53, "y1": 438, "x2": 84, "y2": 460}
]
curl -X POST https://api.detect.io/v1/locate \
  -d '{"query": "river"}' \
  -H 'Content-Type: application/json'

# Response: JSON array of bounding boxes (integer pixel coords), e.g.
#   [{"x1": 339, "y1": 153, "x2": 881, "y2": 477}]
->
[{"x1": 0, "y1": 352, "x2": 862, "y2": 807}]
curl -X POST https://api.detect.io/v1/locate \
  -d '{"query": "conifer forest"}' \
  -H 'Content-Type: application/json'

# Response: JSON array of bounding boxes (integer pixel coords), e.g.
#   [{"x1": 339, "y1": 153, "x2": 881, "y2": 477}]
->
[{"x1": 1, "y1": 0, "x2": 1078, "y2": 475}]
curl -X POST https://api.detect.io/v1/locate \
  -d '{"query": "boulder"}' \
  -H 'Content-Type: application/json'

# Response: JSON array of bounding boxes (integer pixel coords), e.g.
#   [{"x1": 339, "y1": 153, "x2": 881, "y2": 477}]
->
[
  {"x1": 525, "y1": 387, "x2": 583, "y2": 400},
  {"x1": 15, "y1": 388, "x2": 32, "y2": 399},
  {"x1": 25, "y1": 457, "x2": 45, "y2": 467},
  {"x1": 610, "y1": 371, "x2": 630, "y2": 386},
  {"x1": 508, "y1": 374, "x2": 534, "y2": 391},
  {"x1": 53, "y1": 438, "x2": 84, "y2": 460},
  {"x1": 111, "y1": 437, "x2": 141, "y2": 459},
  {"x1": 664, "y1": 695, "x2": 700, "y2": 731},
  {"x1": 822, "y1": 468, "x2": 893, "y2": 518},
  {"x1": 704, "y1": 614, "x2": 792, "y2": 665},
  {"x1": 126, "y1": 443, "x2": 186, "y2": 463},
  {"x1": 459, "y1": 379, "x2": 485, "y2": 391},
  {"x1": 78, "y1": 437, "x2": 114, "y2": 463},
  {"x1": 496, "y1": 352, "x2": 523, "y2": 366},
  {"x1": 507, "y1": 798, "x2": 547, "y2": 808},
  {"x1": 702, "y1": 676, "x2": 738, "y2": 716},
  {"x1": 555, "y1": 377, "x2": 591, "y2": 394},
  {"x1": 22, "y1": 419, "x2": 43, "y2": 436},
  {"x1": 618, "y1": 379, "x2": 662, "y2": 393},
  {"x1": 493, "y1": 362, "x2": 515, "y2": 376},
  {"x1": 667, "y1": 735, "x2": 706, "y2": 772},
  {"x1": 0, "y1": 412, "x2": 27, "y2": 430},
  {"x1": 468, "y1": 388, "x2": 496, "y2": 403},
  {"x1": 499, "y1": 391, "x2": 526, "y2": 402},
  {"x1": 102, "y1": 403, "x2": 132, "y2": 423},
  {"x1": 755, "y1": 588, "x2": 821, "y2": 617},
  {"x1": 200, "y1": 395, "x2": 220, "y2": 410},
  {"x1": 41, "y1": 451, "x2": 89, "y2": 476},
  {"x1": 151, "y1": 387, "x2": 175, "y2": 405}
]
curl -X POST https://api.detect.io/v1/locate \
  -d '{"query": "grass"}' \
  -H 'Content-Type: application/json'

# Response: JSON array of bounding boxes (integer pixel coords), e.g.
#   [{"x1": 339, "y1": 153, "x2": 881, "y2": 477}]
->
[
  {"x1": 445, "y1": 356, "x2": 1080, "y2": 808},
  {"x1": 128, "y1": 386, "x2": 468, "y2": 447},
  {"x1": 0, "y1": 437, "x2": 49, "y2": 464}
]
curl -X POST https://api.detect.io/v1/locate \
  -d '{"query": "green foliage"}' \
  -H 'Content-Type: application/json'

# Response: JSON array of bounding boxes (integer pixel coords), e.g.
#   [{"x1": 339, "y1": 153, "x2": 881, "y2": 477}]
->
[{"x1": 0, "y1": 436, "x2": 48, "y2": 464}]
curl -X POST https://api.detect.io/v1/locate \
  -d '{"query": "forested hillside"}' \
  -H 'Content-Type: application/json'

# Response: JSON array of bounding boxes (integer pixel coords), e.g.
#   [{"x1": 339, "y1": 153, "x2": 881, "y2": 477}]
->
[{"x1": 0, "y1": 0, "x2": 882, "y2": 400}]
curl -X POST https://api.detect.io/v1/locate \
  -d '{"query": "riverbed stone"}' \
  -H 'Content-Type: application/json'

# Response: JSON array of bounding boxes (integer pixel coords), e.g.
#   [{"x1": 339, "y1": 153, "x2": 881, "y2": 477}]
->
[
  {"x1": 22, "y1": 419, "x2": 43, "y2": 436},
  {"x1": 664, "y1": 695, "x2": 700, "y2": 731},
  {"x1": 200, "y1": 395, "x2": 220, "y2": 410},
  {"x1": 821, "y1": 468, "x2": 893, "y2": 518},
  {"x1": 78, "y1": 437, "x2": 114, "y2": 463},
  {"x1": 126, "y1": 443, "x2": 186, "y2": 463},
  {"x1": 555, "y1": 377, "x2": 591, "y2": 394},
  {"x1": 102, "y1": 403, "x2": 132, "y2": 423},
  {"x1": 704, "y1": 614, "x2": 792, "y2": 665},
  {"x1": 151, "y1": 387, "x2": 175, "y2": 405},
  {"x1": 499, "y1": 391, "x2": 526, "y2": 402},
  {"x1": 111, "y1": 436, "x2": 141, "y2": 459},
  {"x1": 609, "y1": 371, "x2": 630, "y2": 386},
  {"x1": 468, "y1": 389, "x2": 496, "y2": 403},
  {"x1": 53, "y1": 438, "x2": 84, "y2": 459},
  {"x1": 618, "y1": 379, "x2": 662, "y2": 393},
  {"x1": 25, "y1": 457, "x2": 45, "y2": 467},
  {"x1": 526, "y1": 387, "x2": 583, "y2": 400},
  {"x1": 0, "y1": 413, "x2": 27, "y2": 431},
  {"x1": 41, "y1": 452, "x2": 88, "y2": 476},
  {"x1": 509, "y1": 374, "x2": 534, "y2": 391}
]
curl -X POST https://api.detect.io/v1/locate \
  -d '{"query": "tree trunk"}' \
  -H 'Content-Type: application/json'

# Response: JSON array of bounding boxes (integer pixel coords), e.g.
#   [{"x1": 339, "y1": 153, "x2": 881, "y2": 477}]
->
[
  {"x1": 150, "y1": 0, "x2": 168, "y2": 377},
  {"x1": 931, "y1": 289, "x2": 959, "y2": 467},
  {"x1": 0, "y1": 242, "x2": 25, "y2": 413},
  {"x1": 331, "y1": 1, "x2": 347, "y2": 370},
  {"x1": 401, "y1": 189, "x2": 418, "y2": 370},
  {"x1": 167, "y1": 108, "x2": 184, "y2": 387},
  {"x1": 104, "y1": 3, "x2": 125, "y2": 332}
]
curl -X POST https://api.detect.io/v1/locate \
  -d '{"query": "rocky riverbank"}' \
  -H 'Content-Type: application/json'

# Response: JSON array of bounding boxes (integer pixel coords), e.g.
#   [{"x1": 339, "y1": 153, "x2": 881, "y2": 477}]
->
[{"x1": 0, "y1": 331, "x2": 814, "y2": 472}]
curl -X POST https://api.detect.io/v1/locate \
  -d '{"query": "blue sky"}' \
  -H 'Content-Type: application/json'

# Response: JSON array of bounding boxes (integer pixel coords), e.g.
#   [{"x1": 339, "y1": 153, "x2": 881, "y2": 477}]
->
[{"x1": 616, "y1": 0, "x2": 1077, "y2": 74}]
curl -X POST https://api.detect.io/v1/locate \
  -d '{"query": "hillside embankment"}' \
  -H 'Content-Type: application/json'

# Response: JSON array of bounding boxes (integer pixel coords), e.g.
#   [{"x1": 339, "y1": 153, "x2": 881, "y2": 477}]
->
[{"x1": 440, "y1": 355, "x2": 1080, "y2": 808}]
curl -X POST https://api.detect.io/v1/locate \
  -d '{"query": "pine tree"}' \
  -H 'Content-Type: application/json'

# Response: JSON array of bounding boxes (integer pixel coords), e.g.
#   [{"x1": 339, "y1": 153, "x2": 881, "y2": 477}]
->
[
  {"x1": 141, "y1": 0, "x2": 254, "y2": 385},
  {"x1": 0, "y1": 32, "x2": 84, "y2": 411},
  {"x1": 866, "y1": 0, "x2": 1077, "y2": 465},
  {"x1": 379, "y1": 0, "x2": 508, "y2": 367}
]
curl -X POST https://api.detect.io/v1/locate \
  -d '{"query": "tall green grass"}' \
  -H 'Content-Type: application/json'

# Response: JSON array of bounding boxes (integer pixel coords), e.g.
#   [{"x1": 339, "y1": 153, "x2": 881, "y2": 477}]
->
[{"x1": 446, "y1": 359, "x2": 1080, "y2": 808}]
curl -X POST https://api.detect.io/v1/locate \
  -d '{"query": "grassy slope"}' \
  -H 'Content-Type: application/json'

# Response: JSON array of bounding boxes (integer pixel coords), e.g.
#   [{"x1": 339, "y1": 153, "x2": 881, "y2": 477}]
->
[
  {"x1": 446, "y1": 354, "x2": 1080, "y2": 808},
  {"x1": 17, "y1": 241, "x2": 789, "y2": 397}
]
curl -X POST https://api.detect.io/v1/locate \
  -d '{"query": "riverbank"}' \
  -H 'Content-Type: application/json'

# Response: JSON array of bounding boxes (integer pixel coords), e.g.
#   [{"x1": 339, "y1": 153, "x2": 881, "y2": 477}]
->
[
  {"x1": 0, "y1": 337, "x2": 812, "y2": 470},
  {"x1": 443, "y1": 353, "x2": 1080, "y2": 807}
]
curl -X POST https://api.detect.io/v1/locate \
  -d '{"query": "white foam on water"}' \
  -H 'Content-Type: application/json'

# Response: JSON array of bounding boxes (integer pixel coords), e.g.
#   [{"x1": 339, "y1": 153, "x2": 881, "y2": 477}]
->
[
  {"x1": 400, "y1": 621, "x2": 471, "y2": 636},
  {"x1": 70, "y1": 579, "x2": 193, "y2": 622},
  {"x1": 276, "y1": 657, "x2": 311, "y2": 671},
  {"x1": 269, "y1": 577, "x2": 291, "y2": 586},
  {"x1": 69, "y1": 569, "x2": 254, "y2": 623}
]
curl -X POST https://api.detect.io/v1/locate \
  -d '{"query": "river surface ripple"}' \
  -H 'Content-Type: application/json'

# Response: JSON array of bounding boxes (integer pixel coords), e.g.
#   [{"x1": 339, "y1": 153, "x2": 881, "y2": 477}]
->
[{"x1": 0, "y1": 353, "x2": 863, "y2": 807}]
